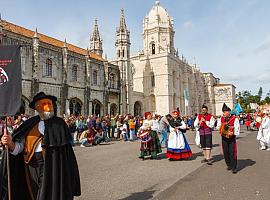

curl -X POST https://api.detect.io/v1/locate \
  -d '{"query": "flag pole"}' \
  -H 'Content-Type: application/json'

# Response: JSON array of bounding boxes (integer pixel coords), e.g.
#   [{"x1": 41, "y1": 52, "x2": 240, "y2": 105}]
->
[{"x1": 4, "y1": 117, "x2": 11, "y2": 200}]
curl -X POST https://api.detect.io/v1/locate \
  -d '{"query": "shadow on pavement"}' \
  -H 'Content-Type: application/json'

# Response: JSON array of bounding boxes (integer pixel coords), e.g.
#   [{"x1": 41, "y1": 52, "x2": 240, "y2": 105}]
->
[
  {"x1": 212, "y1": 143, "x2": 220, "y2": 147},
  {"x1": 211, "y1": 154, "x2": 224, "y2": 163},
  {"x1": 156, "y1": 153, "x2": 168, "y2": 160},
  {"x1": 119, "y1": 186, "x2": 156, "y2": 200},
  {"x1": 191, "y1": 151, "x2": 203, "y2": 160},
  {"x1": 237, "y1": 159, "x2": 256, "y2": 172},
  {"x1": 99, "y1": 143, "x2": 114, "y2": 146}
]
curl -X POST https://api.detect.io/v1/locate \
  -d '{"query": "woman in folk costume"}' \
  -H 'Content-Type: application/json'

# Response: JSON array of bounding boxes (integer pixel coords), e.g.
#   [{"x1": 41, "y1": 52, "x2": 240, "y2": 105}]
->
[
  {"x1": 217, "y1": 103, "x2": 240, "y2": 174},
  {"x1": 138, "y1": 112, "x2": 162, "y2": 160},
  {"x1": 167, "y1": 111, "x2": 192, "y2": 161},
  {"x1": 257, "y1": 110, "x2": 270, "y2": 150}
]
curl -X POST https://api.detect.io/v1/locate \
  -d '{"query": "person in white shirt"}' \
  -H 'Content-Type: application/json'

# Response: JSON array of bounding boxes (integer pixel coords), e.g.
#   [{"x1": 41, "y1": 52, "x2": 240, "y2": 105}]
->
[
  {"x1": 194, "y1": 104, "x2": 215, "y2": 165},
  {"x1": 0, "y1": 92, "x2": 81, "y2": 200},
  {"x1": 138, "y1": 112, "x2": 162, "y2": 160},
  {"x1": 257, "y1": 111, "x2": 270, "y2": 150}
]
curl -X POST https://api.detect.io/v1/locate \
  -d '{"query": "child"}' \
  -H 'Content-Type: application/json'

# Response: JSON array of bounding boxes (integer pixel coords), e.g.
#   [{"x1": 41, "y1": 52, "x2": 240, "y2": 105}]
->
[{"x1": 122, "y1": 122, "x2": 128, "y2": 142}]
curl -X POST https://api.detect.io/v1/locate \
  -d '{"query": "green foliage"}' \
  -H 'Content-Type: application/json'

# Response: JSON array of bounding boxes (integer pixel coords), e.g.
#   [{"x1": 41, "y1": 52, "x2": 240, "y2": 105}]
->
[
  {"x1": 265, "y1": 96, "x2": 270, "y2": 104},
  {"x1": 237, "y1": 88, "x2": 269, "y2": 112}
]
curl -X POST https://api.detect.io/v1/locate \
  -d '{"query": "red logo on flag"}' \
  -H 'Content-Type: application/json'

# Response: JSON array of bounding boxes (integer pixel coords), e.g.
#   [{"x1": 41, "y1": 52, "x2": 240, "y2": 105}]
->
[{"x1": 0, "y1": 67, "x2": 9, "y2": 85}]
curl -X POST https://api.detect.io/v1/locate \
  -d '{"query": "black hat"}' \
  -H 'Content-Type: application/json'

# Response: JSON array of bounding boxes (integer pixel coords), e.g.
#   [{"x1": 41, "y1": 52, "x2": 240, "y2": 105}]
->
[
  {"x1": 29, "y1": 92, "x2": 57, "y2": 110},
  {"x1": 202, "y1": 104, "x2": 208, "y2": 109},
  {"x1": 222, "y1": 103, "x2": 231, "y2": 112}
]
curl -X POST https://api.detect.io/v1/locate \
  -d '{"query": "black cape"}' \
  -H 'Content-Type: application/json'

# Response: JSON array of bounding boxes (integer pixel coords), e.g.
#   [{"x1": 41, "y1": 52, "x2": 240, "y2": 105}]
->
[
  {"x1": 0, "y1": 115, "x2": 81, "y2": 200},
  {"x1": 168, "y1": 118, "x2": 186, "y2": 133}
]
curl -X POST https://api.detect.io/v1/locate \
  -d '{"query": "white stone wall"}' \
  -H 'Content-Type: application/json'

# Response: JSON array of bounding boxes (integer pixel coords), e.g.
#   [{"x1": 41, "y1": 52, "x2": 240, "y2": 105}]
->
[{"x1": 214, "y1": 85, "x2": 236, "y2": 116}]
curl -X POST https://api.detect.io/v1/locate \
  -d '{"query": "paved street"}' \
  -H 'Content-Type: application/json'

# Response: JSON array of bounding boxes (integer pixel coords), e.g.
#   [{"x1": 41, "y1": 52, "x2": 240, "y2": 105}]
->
[
  {"x1": 73, "y1": 128, "x2": 259, "y2": 200},
  {"x1": 1, "y1": 129, "x2": 267, "y2": 200},
  {"x1": 154, "y1": 130, "x2": 270, "y2": 200}
]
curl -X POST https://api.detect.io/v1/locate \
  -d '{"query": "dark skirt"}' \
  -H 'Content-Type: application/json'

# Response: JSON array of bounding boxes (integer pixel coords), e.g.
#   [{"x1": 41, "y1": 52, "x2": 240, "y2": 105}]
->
[{"x1": 140, "y1": 130, "x2": 162, "y2": 159}]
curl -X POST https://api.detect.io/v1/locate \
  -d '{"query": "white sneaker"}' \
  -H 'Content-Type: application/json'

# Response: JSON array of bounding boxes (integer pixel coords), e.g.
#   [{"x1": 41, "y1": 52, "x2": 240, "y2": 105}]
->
[
  {"x1": 260, "y1": 146, "x2": 266, "y2": 150},
  {"x1": 80, "y1": 144, "x2": 86, "y2": 147},
  {"x1": 266, "y1": 148, "x2": 270, "y2": 151}
]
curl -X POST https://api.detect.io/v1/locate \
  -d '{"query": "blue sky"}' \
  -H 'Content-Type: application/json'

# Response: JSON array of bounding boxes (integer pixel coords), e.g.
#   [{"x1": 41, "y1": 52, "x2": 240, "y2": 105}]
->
[{"x1": 1, "y1": 0, "x2": 270, "y2": 96}]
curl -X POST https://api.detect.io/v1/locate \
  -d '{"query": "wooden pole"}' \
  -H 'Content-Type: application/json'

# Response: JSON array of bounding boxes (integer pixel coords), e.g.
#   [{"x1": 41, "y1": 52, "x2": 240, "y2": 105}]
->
[{"x1": 4, "y1": 117, "x2": 11, "y2": 200}]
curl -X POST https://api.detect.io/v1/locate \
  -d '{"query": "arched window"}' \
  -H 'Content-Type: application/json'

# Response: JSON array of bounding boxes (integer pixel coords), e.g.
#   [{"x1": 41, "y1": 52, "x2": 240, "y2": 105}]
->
[
  {"x1": 151, "y1": 73, "x2": 155, "y2": 87},
  {"x1": 152, "y1": 43, "x2": 155, "y2": 55},
  {"x1": 69, "y1": 98, "x2": 82, "y2": 117},
  {"x1": 118, "y1": 50, "x2": 121, "y2": 58},
  {"x1": 109, "y1": 73, "x2": 116, "y2": 89},
  {"x1": 110, "y1": 103, "x2": 118, "y2": 116},
  {"x1": 134, "y1": 101, "x2": 142, "y2": 116},
  {"x1": 71, "y1": 65, "x2": 78, "y2": 82},
  {"x1": 44, "y1": 58, "x2": 52, "y2": 77},
  {"x1": 92, "y1": 70, "x2": 98, "y2": 85},
  {"x1": 122, "y1": 49, "x2": 125, "y2": 58}
]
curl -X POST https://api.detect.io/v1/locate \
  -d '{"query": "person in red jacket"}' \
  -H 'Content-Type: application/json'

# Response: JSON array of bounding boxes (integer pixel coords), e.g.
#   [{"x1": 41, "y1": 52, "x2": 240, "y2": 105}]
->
[
  {"x1": 217, "y1": 103, "x2": 240, "y2": 174},
  {"x1": 194, "y1": 104, "x2": 215, "y2": 165}
]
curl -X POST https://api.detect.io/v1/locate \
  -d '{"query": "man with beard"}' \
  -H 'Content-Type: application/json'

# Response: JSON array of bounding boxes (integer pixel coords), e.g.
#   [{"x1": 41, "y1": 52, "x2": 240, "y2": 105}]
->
[
  {"x1": 217, "y1": 103, "x2": 240, "y2": 174},
  {"x1": 0, "y1": 92, "x2": 81, "y2": 200},
  {"x1": 194, "y1": 104, "x2": 215, "y2": 165}
]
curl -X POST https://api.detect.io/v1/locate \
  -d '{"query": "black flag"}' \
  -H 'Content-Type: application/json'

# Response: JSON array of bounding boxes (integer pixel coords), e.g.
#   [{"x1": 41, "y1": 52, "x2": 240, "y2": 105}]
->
[{"x1": 0, "y1": 45, "x2": 22, "y2": 116}]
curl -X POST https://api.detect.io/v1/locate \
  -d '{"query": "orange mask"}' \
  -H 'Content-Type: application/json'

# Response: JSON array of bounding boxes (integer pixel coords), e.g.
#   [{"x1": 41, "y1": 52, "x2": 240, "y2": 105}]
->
[{"x1": 35, "y1": 99, "x2": 53, "y2": 112}]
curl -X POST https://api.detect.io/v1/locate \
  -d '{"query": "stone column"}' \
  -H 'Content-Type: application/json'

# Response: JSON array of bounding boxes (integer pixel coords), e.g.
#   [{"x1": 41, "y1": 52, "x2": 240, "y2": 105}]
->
[
  {"x1": 85, "y1": 50, "x2": 91, "y2": 115},
  {"x1": 31, "y1": 28, "x2": 40, "y2": 116},
  {"x1": 61, "y1": 39, "x2": 68, "y2": 116}
]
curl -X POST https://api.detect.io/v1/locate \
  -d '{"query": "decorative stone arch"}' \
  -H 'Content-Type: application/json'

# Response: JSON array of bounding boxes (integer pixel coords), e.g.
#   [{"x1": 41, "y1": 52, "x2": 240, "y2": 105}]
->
[
  {"x1": 110, "y1": 103, "x2": 118, "y2": 117},
  {"x1": 134, "y1": 101, "x2": 143, "y2": 116},
  {"x1": 69, "y1": 97, "x2": 83, "y2": 117},
  {"x1": 109, "y1": 72, "x2": 117, "y2": 89},
  {"x1": 92, "y1": 99, "x2": 103, "y2": 116}
]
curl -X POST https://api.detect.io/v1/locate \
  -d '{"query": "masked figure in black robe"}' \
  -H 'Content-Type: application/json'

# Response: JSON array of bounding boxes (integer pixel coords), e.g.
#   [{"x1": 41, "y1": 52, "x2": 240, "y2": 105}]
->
[{"x1": 0, "y1": 92, "x2": 81, "y2": 200}]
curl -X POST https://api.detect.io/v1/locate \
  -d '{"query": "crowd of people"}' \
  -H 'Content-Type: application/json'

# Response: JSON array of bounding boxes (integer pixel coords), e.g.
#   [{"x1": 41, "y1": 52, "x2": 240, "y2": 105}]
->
[
  {"x1": 1, "y1": 102, "x2": 270, "y2": 172},
  {"x1": 0, "y1": 107, "x2": 268, "y2": 150}
]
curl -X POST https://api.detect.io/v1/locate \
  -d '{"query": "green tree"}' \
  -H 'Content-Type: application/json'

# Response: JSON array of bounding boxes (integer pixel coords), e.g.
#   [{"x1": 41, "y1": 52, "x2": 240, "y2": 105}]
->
[{"x1": 265, "y1": 96, "x2": 270, "y2": 104}]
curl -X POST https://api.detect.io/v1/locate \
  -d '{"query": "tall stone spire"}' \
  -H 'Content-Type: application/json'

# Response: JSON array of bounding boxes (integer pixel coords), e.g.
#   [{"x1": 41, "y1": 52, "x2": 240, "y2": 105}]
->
[
  {"x1": 115, "y1": 9, "x2": 130, "y2": 61},
  {"x1": 115, "y1": 9, "x2": 131, "y2": 114},
  {"x1": 119, "y1": 9, "x2": 128, "y2": 33},
  {"x1": 89, "y1": 19, "x2": 103, "y2": 56}
]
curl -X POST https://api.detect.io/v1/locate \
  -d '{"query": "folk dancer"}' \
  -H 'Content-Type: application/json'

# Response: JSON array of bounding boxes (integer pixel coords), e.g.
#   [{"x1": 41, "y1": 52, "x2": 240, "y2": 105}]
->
[
  {"x1": 217, "y1": 103, "x2": 240, "y2": 174},
  {"x1": 194, "y1": 104, "x2": 215, "y2": 165},
  {"x1": 138, "y1": 112, "x2": 162, "y2": 160},
  {"x1": 167, "y1": 111, "x2": 192, "y2": 161},
  {"x1": 257, "y1": 111, "x2": 270, "y2": 150}
]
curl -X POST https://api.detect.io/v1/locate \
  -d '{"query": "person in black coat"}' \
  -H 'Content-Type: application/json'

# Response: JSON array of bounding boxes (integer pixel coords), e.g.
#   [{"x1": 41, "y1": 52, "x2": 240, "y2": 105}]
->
[{"x1": 0, "y1": 92, "x2": 81, "y2": 200}]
